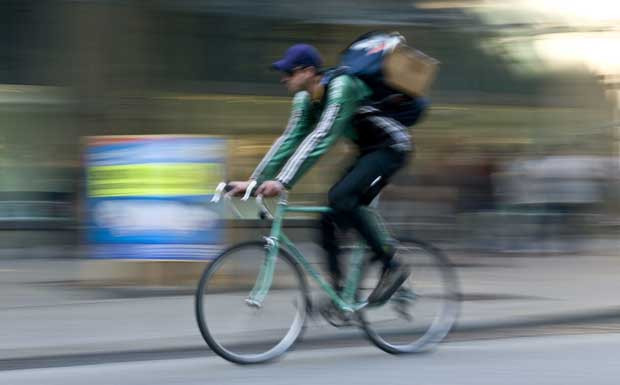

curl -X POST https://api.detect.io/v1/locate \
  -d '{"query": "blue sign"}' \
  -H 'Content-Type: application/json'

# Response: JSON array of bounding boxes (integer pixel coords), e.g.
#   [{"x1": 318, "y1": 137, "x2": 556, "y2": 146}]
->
[{"x1": 85, "y1": 135, "x2": 226, "y2": 260}]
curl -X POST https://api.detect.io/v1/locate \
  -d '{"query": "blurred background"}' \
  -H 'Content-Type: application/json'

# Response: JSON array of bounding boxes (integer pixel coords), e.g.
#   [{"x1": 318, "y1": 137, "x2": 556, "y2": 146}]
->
[
  {"x1": 1, "y1": 0, "x2": 618, "y2": 259},
  {"x1": 1, "y1": 0, "x2": 620, "y2": 379}
]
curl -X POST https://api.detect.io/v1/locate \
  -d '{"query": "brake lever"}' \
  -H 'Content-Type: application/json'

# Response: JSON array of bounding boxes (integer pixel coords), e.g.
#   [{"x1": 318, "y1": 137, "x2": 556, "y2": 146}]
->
[
  {"x1": 210, "y1": 182, "x2": 227, "y2": 203},
  {"x1": 241, "y1": 180, "x2": 258, "y2": 201}
]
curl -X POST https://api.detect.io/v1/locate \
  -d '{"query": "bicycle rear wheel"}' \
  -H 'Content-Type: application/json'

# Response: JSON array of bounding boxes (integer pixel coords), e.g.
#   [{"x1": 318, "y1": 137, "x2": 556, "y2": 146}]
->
[
  {"x1": 358, "y1": 239, "x2": 459, "y2": 354},
  {"x1": 195, "y1": 241, "x2": 308, "y2": 364}
]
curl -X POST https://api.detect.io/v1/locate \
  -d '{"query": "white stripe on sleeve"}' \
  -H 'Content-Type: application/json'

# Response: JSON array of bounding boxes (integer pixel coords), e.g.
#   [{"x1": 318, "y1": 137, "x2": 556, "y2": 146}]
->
[{"x1": 276, "y1": 104, "x2": 340, "y2": 185}]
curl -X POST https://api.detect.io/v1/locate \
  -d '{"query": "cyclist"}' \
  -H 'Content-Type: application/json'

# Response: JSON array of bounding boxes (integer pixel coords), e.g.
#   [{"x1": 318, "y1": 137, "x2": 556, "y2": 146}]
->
[{"x1": 227, "y1": 43, "x2": 413, "y2": 303}]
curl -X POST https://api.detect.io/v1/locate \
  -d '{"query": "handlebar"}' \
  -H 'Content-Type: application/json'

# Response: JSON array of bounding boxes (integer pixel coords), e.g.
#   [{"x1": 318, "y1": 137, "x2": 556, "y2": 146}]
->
[{"x1": 211, "y1": 181, "x2": 275, "y2": 220}]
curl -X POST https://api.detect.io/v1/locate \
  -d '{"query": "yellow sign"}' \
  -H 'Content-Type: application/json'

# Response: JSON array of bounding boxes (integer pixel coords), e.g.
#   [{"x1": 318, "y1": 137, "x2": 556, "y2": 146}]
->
[{"x1": 88, "y1": 163, "x2": 222, "y2": 197}]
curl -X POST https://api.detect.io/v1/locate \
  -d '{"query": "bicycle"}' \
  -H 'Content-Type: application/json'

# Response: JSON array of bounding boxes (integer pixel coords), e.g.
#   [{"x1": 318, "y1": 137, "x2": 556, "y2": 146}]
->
[{"x1": 195, "y1": 181, "x2": 460, "y2": 364}]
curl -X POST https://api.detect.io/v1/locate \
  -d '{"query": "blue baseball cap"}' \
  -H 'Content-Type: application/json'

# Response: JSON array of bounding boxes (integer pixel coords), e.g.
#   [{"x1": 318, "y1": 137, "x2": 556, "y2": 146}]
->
[{"x1": 272, "y1": 44, "x2": 323, "y2": 73}]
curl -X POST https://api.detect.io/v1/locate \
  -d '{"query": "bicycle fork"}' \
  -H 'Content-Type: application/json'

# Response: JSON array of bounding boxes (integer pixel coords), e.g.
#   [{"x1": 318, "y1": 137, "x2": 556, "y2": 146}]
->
[
  {"x1": 245, "y1": 236, "x2": 278, "y2": 308},
  {"x1": 245, "y1": 198, "x2": 288, "y2": 308}
]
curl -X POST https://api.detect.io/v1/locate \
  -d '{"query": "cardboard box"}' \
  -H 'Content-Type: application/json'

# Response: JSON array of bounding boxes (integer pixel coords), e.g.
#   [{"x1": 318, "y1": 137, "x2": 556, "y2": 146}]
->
[{"x1": 383, "y1": 44, "x2": 439, "y2": 97}]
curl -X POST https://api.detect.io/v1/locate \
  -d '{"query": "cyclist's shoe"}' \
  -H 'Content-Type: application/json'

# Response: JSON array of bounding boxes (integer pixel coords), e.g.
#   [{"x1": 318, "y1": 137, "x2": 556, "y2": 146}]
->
[{"x1": 367, "y1": 260, "x2": 410, "y2": 305}]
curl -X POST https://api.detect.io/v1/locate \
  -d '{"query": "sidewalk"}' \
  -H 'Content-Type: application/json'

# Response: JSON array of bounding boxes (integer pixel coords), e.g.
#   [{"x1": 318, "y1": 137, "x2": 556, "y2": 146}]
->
[{"x1": 1, "y1": 240, "x2": 619, "y2": 361}]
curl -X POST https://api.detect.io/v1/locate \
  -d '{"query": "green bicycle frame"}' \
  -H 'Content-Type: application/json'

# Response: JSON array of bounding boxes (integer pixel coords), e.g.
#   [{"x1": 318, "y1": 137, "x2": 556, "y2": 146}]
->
[{"x1": 246, "y1": 192, "x2": 392, "y2": 313}]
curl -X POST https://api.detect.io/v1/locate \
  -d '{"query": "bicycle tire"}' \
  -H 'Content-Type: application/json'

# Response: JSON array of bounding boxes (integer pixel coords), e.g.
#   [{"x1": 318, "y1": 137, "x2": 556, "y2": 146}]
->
[
  {"x1": 195, "y1": 241, "x2": 309, "y2": 364},
  {"x1": 358, "y1": 238, "x2": 460, "y2": 354}
]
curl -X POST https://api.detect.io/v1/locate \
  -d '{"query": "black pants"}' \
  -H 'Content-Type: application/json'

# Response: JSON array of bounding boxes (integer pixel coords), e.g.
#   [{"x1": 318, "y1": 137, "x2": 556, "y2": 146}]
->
[{"x1": 320, "y1": 148, "x2": 408, "y2": 285}]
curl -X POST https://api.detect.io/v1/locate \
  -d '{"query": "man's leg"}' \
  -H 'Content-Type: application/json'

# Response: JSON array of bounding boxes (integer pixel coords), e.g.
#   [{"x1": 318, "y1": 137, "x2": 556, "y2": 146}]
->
[
  {"x1": 328, "y1": 148, "x2": 407, "y2": 269},
  {"x1": 319, "y1": 212, "x2": 343, "y2": 289}
]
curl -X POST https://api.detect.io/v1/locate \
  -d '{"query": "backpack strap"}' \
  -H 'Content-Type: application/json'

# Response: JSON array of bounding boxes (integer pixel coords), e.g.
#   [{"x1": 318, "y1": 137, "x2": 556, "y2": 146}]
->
[{"x1": 314, "y1": 67, "x2": 350, "y2": 103}]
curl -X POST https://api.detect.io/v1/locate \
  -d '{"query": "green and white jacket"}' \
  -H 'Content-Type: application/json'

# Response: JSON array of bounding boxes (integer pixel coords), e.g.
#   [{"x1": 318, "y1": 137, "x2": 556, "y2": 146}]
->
[{"x1": 250, "y1": 73, "x2": 410, "y2": 188}]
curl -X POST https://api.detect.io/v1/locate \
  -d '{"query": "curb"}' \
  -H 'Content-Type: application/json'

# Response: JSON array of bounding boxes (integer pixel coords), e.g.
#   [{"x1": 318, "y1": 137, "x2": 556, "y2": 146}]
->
[{"x1": 3, "y1": 307, "x2": 620, "y2": 370}]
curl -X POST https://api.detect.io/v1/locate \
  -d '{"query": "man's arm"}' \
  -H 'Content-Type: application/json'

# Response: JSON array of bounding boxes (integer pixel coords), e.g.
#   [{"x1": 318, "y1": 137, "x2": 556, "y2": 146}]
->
[
  {"x1": 274, "y1": 76, "x2": 360, "y2": 188},
  {"x1": 250, "y1": 91, "x2": 313, "y2": 185}
]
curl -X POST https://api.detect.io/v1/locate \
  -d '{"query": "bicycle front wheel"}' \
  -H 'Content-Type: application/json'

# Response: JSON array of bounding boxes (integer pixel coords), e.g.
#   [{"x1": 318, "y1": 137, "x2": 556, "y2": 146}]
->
[
  {"x1": 358, "y1": 239, "x2": 460, "y2": 354},
  {"x1": 195, "y1": 241, "x2": 308, "y2": 364}
]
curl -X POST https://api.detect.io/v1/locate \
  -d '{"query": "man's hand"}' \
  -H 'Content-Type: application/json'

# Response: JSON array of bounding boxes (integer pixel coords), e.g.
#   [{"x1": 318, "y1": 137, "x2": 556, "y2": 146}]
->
[
  {"x1": 225, "y1": 180, "x2": 253, "y2": 197},
  {"x1": 256, "y1": 180, "x2": 285, "y2": 197}
]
